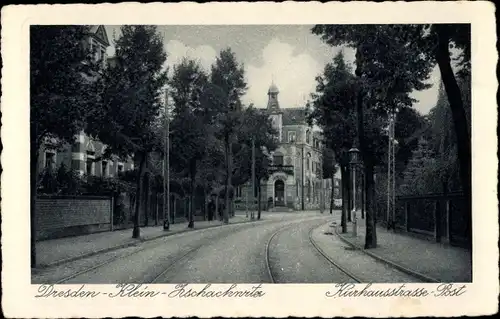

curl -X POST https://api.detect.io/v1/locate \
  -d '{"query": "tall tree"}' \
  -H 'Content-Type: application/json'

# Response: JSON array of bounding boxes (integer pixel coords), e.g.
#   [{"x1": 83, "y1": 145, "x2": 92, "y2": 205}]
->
[
  {"x1": 30, "y1": 25, "x2": 102, "y2": 266},
  {"x1": 169, "y1": 58, "x2": 210, "y2": 228},
  {"x1": 90, "y1": 25, "x2": 168, "y2": 238},
  {"x1": 236, "y1": 105, "x2": 278, "y2": 219},
  {"x1": 423, "y1": 24, "x2": 472, "y2": 246},
  {"x1": 312, "y1": 25, "x2": 434, "y2": 248},
  {"x1": 308, "y1": 51, "x2": 357, "y2": 233},
  {"x1": 208, "y1": 48, "x2": 247, "y2": 224},
  {"x1": 432, "y1": 25, "x2": 471, "y2": 198}
]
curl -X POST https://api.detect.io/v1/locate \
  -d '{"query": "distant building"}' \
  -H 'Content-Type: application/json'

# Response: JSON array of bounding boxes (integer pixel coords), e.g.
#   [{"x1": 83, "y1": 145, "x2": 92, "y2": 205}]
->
[
  {"x1": 236, "y1": 82, "x2": 341, "y2": 211},
  {"x1": 37, "y1": 25, "x2": 134, "y2": 179}
]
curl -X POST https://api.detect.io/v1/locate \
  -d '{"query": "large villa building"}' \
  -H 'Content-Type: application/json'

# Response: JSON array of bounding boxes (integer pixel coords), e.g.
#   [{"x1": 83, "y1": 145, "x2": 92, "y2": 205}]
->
[
  {"x1": 236, "y1": 82, "x2": 342, "y2": 211},
  {"x1": 37, "y1": 26, "x2": 135, "y2": 180}
]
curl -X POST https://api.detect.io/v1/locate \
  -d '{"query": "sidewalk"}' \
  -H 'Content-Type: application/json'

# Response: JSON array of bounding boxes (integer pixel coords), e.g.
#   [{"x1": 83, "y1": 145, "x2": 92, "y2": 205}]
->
[
  {"x1": 35, "y1": 215, "x2": 251, "y2": 268},
  {"x1": 336, "y1": 217, "x2": 472, "y2": 282}
]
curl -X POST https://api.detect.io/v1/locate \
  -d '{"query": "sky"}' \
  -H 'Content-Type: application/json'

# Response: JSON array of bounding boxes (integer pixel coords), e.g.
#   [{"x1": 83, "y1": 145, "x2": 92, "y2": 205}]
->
[{"x1": 105, "y1": 25, "x2": 441, "y2": 115}]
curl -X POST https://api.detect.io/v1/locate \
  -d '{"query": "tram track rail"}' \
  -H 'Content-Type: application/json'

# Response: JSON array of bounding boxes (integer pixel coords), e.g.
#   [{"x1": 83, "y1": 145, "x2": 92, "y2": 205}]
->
[
  {"x1": 265, "y1": 219, "x2": 363, "y2": 283},
  {"x1": 308, "y1": 225, "x2": 362, "y2": 283},
  {"x1": 264, "y1": 223, "x2": 297, "y2": 283},
  {"x1": 54, "y1": 220, "x2": 270, "y2": 284}
]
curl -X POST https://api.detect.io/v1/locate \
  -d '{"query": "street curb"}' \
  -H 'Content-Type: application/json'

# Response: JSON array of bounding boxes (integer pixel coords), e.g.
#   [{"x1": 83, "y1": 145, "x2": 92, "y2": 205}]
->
[
  {"x1": 37, "y1": 218, "x2": 262, "y2": 269},
  {"x1": 334, "y1": 225, "x2": 440, "y2": 283}
]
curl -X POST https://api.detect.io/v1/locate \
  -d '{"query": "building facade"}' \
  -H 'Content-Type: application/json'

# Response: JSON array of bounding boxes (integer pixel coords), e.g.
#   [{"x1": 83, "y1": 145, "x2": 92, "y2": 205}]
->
[
  {"x1": 236, "y1": 82, "x2": 342, "y2": 211},
  {"x1": 37, "y1": 25, "x2": 135, "y2": 179}
]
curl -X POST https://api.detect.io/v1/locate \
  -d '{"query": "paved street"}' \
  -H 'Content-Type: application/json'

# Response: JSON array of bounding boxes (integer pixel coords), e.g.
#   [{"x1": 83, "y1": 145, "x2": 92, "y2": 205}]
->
[
  {"x1": 32, "y1": 210, "x2": 470, "y2": 284},
  {"x1": 33, "y1": 212, "x2": 334, "y2": 284}
]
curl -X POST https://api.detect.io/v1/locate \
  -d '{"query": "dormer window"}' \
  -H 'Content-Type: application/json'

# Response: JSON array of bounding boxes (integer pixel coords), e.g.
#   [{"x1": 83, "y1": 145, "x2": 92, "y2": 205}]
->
[
  {"x1": 45, "y1": 151, "x2": 56, "y2": 170},
  {"x1": 288, "y1": 132, "x2": 296, "y2": 143}
]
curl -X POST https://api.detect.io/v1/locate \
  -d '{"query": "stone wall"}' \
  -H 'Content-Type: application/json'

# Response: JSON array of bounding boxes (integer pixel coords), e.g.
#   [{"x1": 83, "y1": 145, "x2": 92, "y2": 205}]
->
[{"x1": 35, "y1": 195, "x2": 112, "y2": 241}]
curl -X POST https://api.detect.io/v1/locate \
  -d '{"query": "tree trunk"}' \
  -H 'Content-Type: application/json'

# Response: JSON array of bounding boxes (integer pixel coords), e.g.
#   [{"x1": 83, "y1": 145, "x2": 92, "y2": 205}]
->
[
  {"x1": 435, "y1": 25, "x2": 472, "y2": 248},
  {"x1": 356, "y1": 44, "x2": 377, "y2": 249},
  {"x1": 188, "y1": 174, "x2": 195, "y2": 228},
  {"x1": 340, "y1": 164, "x2": 348, "y2": 233},
  {"x1": 30, "y1": 146, "x2": 40, "y2": 267},
  {"x1": 144, "y1": 174, "x2": 149, "y2": 227},
  {"x1": 257, "y1": 184, "x2": 262, "y2": 220},
  {"x1": 132, "y1": 152, "x2": 147, "y2": 239},
  {"x1": 329, "y1": 175, "x2": 334, "y2": 215},
  {"x1": 364, "y1": 162, "x2": 377, "y2": 248},
  {"x1": 223, "y1": 138, "x2": 232, "y2": 224},
  {"x1": 361, "y1": 171, "x2": 365, "y2": 219}
]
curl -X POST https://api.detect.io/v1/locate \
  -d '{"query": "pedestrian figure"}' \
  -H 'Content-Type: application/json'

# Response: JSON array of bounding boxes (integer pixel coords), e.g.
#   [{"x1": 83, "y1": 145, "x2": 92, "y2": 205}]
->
[
  {"x1": 219, "y1": 200, "x2": 224, "y2": 221},
  {"x1": 208, "y1": 199, "x2": 215, "y2": 221}
]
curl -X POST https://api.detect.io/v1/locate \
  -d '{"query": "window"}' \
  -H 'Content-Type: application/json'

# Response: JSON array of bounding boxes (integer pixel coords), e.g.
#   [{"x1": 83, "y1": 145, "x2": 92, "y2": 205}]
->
[
  {"x1": 288, "y1": 132, "x2": 296, "y2": 143},
  {"x1": 273, "y1": 155, "x2": 284, "y2": 166},
  {"x1": 86, "y1": 151, "x2": 95, "y2": 175},
  {"x1": 306, "y1": 180, "x2": 311, "y2": 202},
  {"x1": 45, "y1": 151, "x2": 56, "y2": 169},
  {"x1": 307, "y1": 153, "x2": 311, "y2": 171},
  {"x1": 95, "y1": 46, "x2": 101, "y2": 62},
  {"x1": 118, "y1": 164, "x2": 124, "y2": 174},
  {"x1": 334, "y1": 188, "x2": 340, "y2": 197},
  {"x1": 86, "y1": 160, "x2": 93, "y2": 175},
  {"x1": 102, "y1": 161, "x2": 108, "y2": 177},
  {"x1": 306, "y1": 130, "x2": 311, "y2": 144},
  {"x1": 101, "y1": 48, "x2": 106, "y2": 63}
]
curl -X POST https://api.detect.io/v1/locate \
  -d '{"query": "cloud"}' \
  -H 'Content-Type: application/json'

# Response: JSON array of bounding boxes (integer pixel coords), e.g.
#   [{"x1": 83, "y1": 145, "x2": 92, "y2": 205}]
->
[
  {"x1": 243, "y1": 39, "x2": 323, "y2": 109},
  {"x1": 164, "y1": 40, "x2": 217, "y2": 75}
]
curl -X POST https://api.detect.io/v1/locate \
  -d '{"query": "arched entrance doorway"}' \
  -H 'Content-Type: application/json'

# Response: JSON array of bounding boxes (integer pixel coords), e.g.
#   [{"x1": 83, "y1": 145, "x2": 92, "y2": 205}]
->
[{"x1": 274, "y1": 179, "x2": 285, "y2": 206}]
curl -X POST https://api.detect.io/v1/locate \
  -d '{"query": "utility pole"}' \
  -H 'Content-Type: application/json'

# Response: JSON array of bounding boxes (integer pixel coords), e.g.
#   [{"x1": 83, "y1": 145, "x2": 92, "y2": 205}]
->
[
  {"x1": 251, "y1": 138, "x2": 256, "y2": 220},
  {"x1": 301, "y1": 145, "x2": 305, "y2": 211},
  {"x1": 386, "y1": 109, "x2": 397, "y2": 230},
  {"x1": 163, "y1": 88, "x2": 170, "y2": 230}
]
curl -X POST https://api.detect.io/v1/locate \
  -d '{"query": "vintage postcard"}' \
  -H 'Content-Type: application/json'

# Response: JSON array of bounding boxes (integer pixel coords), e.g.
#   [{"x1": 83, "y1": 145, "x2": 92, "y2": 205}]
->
[{"x1": 1, "y1": 1, "x2": 498, "y2": 318}]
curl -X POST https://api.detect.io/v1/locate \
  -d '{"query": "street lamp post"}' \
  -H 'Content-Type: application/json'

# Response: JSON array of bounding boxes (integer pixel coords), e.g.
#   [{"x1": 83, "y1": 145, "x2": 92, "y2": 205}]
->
[
  {"x1": 163, "y1": 89, "x2": 170, "y2": 231},
  {"x1": 349, "y1": 146, "x2": 361, "y2": 237}
]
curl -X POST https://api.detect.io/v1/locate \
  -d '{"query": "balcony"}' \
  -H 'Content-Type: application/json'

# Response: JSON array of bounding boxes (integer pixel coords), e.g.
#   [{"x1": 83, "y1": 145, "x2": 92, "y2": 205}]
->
[{"x1": 267, "y1": 165, "x2": 294, "y2": 176}]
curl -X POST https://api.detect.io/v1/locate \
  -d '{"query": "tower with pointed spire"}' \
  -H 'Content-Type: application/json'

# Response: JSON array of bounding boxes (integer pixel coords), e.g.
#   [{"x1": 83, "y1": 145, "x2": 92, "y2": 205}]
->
[
  {"x1": 235, "y1": 77, "x2": 342, "y2": 213},
  {"x1": 267, "y1": 80, "x2": 283, "y2": 142}
]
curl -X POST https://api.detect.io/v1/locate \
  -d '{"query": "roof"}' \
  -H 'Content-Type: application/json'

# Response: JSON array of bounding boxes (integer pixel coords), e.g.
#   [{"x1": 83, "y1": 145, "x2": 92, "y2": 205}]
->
[
  {"x1": 268, "y1": 83, "x2": 279, "y2": 94},
  {"x1": 282, "y1": 108, "x2": 307, "y2": 125},
  {"x1": 89, "y1": 25, "x2": 110, "y2": 47}
]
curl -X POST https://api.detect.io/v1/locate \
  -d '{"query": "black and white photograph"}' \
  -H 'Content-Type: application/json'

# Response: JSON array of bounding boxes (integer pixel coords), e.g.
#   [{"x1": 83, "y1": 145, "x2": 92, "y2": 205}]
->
[
  {"x1": 1, "y1": 2, "x2": 497, "y2": 318},
  {"x1": 28, "y1": 22, "x2": 474, "y2": 285}
]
